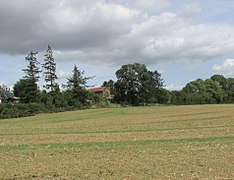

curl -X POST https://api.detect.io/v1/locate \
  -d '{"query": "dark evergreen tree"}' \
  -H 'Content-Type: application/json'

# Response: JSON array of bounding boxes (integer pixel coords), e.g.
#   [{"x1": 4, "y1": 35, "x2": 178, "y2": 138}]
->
[
  {"x1": 23, "y1": 51, "x2": 41, "y2": 82},
  {"x1": 14, "y1": 79, "x2": 28, "y2": 98},
  {"x1": 42, "y1": 45, "x2": 58, "y2": 92},
  {"x1": 67, "y1": 65, "x2": 93, "y2": 90},
  {"x1": 65, "y1": 65, "x2": 93, "y2": 108},
  {"x1": 22, "y1": 51, "x2": 41, "y2": 103},
  {"x1": 13, "y1": 79, "x2": 39, "y2": 103}
]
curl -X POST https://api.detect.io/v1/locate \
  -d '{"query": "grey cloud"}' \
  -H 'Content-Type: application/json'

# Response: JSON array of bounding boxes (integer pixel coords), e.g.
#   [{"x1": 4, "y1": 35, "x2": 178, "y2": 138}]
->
[
  {"x1": 0, "y1": 0, "x2": 142, "y2": 54},
  {"x1": 1, "y1": 0, "x2": 234, "y2": 67}
]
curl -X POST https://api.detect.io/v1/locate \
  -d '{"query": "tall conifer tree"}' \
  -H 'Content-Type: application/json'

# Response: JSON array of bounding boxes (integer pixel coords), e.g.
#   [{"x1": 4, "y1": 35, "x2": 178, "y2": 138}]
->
[
  {"x1": 42, "y1": 45, "x2": 58, "y2": 92},
  {"x1": 67, "y1": 65, "x2": 93, "y2": 90},
  {"x1": 23, "y1": 51, "x2": 41, "y2": 82},
  {"x1": 22, "y1": 51, "x2": 41, "y2": 103}
]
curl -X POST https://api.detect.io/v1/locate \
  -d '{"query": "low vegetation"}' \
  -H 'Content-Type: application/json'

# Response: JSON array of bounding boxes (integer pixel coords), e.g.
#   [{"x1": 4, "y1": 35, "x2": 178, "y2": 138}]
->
[{"x1": 0, "y1": 105, "x2": 233, "y2": 179}]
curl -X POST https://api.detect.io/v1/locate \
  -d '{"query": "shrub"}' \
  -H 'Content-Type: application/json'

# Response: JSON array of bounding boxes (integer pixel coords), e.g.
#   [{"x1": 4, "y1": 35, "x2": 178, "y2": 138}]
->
[{"x1": 0, "y1": 103, "x2": 47, "y2": 119}]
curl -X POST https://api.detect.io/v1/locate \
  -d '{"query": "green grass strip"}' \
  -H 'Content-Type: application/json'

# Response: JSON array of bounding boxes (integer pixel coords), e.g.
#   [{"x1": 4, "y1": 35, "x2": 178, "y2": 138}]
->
[
  {"x1": 162, "y1": 111, "x2": 217, "y2": 117},
  {"x1": 125, "y1": 115, "x2": 234, "y2": 126},
  {"x1": 0, "y1": 136, "x2": 234, "y2": 151},
  {"x1": 0, "y1": 124, "x2": 233, "y2": 136}
]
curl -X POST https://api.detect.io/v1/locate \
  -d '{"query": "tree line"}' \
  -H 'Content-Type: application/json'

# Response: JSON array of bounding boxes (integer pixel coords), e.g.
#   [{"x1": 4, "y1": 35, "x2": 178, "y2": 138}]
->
[
  {"x1": 0, "y1": 46, "x2": 104, "y2": 119},
  {"x1": 12, "y1": 46, "x2": 97, "y2": 108},
  {"x1": 102, "y1": 64, "x2": 234, "y2": 106},
  {"x1": 171, "y1": 75, "x2": 234, "y2": 104},
  {"x1": 1, "y1": 47, "x2": 234, "y2": 119}
]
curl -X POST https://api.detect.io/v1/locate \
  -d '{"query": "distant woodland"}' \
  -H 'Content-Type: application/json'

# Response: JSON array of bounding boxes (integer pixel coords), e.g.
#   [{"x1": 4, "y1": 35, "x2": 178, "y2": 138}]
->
[{"x1": 1, "y1": 46, "x2": 234, "y2": 119}]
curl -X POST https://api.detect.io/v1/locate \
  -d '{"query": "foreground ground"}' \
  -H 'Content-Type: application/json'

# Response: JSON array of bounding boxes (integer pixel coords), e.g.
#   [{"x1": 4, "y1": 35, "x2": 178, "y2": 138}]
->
[{"x1": 0, "y1": 104, "x2": 234, "y2": 179}]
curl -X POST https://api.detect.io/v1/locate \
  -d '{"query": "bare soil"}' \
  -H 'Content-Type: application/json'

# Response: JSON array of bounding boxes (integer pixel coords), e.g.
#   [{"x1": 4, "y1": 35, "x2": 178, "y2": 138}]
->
[{"x1": 0, "y1": 104, "x2": 234, "y2": 179}]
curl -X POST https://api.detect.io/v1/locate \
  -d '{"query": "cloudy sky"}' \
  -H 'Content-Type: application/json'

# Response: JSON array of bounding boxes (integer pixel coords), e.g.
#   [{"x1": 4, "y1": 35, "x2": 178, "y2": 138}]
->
[{"x1": 1, "y1": 0, "x2": 234, "y2": 90}]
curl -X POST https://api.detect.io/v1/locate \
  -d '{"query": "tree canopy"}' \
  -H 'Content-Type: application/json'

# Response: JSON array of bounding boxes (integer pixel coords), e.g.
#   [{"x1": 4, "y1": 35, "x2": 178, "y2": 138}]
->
[{"x1": 114, "y1": 63, "x2": 166, "y2": 105}]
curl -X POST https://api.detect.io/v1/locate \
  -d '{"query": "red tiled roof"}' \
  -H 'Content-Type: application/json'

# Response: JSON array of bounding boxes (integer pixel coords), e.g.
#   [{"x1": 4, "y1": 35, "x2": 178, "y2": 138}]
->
[
  {"x1": 88, "y1": 87, "x2": 110, "y2": 92},
  {"x1": 9, "y1": 97, "x2": 21, "y2": 100}
]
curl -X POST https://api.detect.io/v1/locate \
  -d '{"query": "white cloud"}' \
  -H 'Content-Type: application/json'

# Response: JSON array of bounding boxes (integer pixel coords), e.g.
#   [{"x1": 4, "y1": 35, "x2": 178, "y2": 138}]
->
[
  {"x1": 213, "y1": 59, "x2": 234, "y2": 76},
  {"x1": 125, "y1": 0, "x2": 171, "y2": 13},
  {"x1": 180, "y1": 2, "x2": 201, "y2": 16},
  {"x1": 0, "y1": 81, "x2": 13, "y2": 90},
  {"x1": 111, "y1": 12, "x2": 234, "y2": 65},
  {"x1": 45, "y1": 1, "x2": 142, "y2": 31},
  {"x1": 0, "y1": 81, "x2": 6, "y2": 86},
  {"x1": 57, "y1": 71, "x2": 72, "y2": 79},
  {"x1": 165, "y1": 84, "x2": 184, "y2": 91}
]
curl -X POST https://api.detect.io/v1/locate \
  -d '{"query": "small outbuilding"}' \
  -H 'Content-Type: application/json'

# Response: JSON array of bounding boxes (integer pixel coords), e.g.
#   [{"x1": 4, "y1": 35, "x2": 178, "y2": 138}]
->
[
  {"x1": 8, "y1": 97, "x2": 21, "y2": 104},
  {"x1": 88, "y1": 87, "x2": 114, "y2": 99}
]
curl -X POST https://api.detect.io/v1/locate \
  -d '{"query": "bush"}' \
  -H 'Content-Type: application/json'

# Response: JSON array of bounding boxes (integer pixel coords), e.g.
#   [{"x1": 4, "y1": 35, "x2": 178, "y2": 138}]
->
[{"x1": 0, "y1": 103, "x2": 47, "y2": 119}]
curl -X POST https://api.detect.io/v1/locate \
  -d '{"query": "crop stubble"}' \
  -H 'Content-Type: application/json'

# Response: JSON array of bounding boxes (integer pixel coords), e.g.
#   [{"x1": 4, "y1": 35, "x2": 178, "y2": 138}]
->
[{"x1": 0, "y1": 104, "x2": 234, "y2": 179}]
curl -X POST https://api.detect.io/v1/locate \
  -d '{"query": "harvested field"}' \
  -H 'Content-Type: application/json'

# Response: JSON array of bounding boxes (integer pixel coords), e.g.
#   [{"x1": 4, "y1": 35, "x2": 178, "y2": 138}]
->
[{"x1": 0, "y1": 104, "x2": 234, "y2": 179}]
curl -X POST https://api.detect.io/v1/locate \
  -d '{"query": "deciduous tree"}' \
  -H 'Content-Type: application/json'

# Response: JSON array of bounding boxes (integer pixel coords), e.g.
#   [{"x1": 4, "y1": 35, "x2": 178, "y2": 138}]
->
[{"x1": 114, "y1": 63, "x2": 165, "y2": 105}]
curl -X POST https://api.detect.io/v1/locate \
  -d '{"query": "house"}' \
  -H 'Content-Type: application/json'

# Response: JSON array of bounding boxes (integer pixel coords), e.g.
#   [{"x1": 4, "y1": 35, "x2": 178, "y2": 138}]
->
[
  {"x1": 8, "y1": 97, "x2": 21, "y2": 104},
  {"x1": 88, "y1": 87, "x2": 114, "y2": 99}
]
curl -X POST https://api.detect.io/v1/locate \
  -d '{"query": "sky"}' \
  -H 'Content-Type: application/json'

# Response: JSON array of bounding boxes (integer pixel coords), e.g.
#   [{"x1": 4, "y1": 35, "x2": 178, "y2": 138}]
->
[{"x1": 1, "y1": 0, "x2": 234, "y2": 91}]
